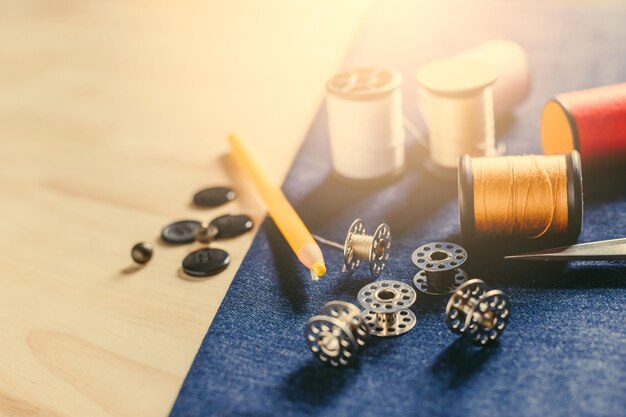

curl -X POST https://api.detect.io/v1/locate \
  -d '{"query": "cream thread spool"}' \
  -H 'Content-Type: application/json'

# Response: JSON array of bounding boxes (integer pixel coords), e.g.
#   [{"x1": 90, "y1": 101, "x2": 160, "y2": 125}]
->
[
  {"x1": 458, "y1": 40, "x2": 530, "y2": 118},
  {"x1": 417, "y1": 58, "x2": 498, "y2": 176},
  {"x1": 326, "y1": 68, "x2": 405, "y2": 181},
  {"x1": 458, "y1": 151, "x2": 583, "y2": 241}
]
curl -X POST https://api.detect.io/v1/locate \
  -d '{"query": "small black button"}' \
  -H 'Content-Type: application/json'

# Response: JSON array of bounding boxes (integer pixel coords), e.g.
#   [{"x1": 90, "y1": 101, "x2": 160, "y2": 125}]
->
[
  {"x1": 210, "y1": 214, "x2": 254, "y2": 239},
  {"x1": 196, "y1": 223, "x2": 219, "y2": 243},
  {"x1": 131, "y1": 242, "x2": 153, "y2": 264},
  {"x1": 182, "y1": 248, "x2": 230, "y2": 277},
  {"x1": 161, "y1": 220, "x2": 202, "y2": 244},
  {"x1": 193, "y1": 186, "x2": 236, "y2": 208}
]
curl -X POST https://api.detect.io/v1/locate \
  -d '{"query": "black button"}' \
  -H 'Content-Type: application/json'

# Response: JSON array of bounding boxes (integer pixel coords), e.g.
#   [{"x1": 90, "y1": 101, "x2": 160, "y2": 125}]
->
[
  {"x1": 193, "y1": 186, "x2": 236, "y2": 208},
  {"x1": 131, "y1": 242, "x2": 153, "y2": 264},
  {"x1": 210, "y1": 214, "x2": 254, "y2": 239},
  {"x1": 161, "y1": 220, "x2": 202, "y2": 244},
  {"x1": 182, "y1": 248, "x2": 230, "y2": 277},
  {"x1": 196, "y1": 223, "x2": 219, "y2": 243}
]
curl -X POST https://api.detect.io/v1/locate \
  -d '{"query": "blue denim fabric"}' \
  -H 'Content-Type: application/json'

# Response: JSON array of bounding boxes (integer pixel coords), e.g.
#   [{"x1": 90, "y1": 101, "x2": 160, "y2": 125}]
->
[{"x1": 171, "y1": 5, "x2": 626, "y2": 417}]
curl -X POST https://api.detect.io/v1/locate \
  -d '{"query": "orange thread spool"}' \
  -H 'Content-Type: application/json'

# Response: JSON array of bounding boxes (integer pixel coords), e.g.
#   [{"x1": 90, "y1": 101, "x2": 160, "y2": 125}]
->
[
  {"x1": 542, "y1": 83, "x2": 626, "y2": 165},
  {"x1": 458, "y1": 152, "x2": 583, "y2": 241}
]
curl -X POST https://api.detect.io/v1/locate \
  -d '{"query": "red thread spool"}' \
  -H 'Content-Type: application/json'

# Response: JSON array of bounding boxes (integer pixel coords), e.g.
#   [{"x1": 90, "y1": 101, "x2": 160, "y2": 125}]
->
[{"x1": 541, "y1": 83, "x2": 626, "y2": 165}]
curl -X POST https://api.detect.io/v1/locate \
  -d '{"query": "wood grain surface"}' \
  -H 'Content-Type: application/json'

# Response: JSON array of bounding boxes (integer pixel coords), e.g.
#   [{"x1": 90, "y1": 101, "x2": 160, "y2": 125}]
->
[{"x1": 0, "y1": 2, "x2": 370, "y2": 416}]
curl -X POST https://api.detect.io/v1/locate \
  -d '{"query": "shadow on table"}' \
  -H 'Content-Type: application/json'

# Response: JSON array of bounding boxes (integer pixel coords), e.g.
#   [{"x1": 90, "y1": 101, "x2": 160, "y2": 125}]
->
[
  {"x1": 283, "y1": 360, "x2": 354, "y2": 407},
  {"x1": 265, "y1": 220, "x2": 309, "y2": 314},
  {"x1": 430, "y1": 338, "x2": 501, "y2": 389},
  {"x1": 464, "y1": 239, "x2": 626, "y2": 289},
  {"x1": 582, "y1": 160, "x2": 626, "y2": 203},
  {"x1": 292, "y1": 142, "x2": 458, "y2": 240}
]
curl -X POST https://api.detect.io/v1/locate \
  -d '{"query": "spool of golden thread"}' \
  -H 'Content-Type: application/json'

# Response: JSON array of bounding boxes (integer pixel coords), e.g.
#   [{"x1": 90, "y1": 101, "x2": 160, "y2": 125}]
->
[{"x1": 458, "y1": 151, "x2": 583, "y2": 240}]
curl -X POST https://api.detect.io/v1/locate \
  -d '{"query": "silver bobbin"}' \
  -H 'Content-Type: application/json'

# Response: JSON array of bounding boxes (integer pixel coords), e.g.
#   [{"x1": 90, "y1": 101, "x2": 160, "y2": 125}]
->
[
  {"x1": 445, "y1": 279, "x2": 510, "y2": 345},
  {"x1": 357, "y1": 280, "x2": 416, "y2": 337},
  {"x1": 412, "y1": 242, "x2": 469, "y2": 295},
  {"x1": 305, "y1": 301, "x2": 369, "y2": 367},
  {"x1": 313, "y1": 219, "x2": 391, "y2": 278},
  {"x1": 343, "y1": 219, "x2": 391, "y2": 277}
]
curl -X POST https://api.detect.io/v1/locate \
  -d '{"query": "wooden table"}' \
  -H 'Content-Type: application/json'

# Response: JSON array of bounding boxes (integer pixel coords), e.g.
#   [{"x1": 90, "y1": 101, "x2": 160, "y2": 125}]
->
[{"x1": 0, "y1": 2, "x2": 369, "y2": 415}]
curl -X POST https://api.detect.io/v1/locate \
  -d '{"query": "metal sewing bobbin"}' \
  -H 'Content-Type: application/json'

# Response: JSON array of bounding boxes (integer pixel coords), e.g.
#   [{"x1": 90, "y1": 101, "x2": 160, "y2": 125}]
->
[
  {"x1": 412, "y1": 242, "x2": 469, "y2": 295},
  {"x1": 314, "y1": 219, "x2": 391, "y2": 278},
  {"x1": 305, "y1": 301, "x2": 370, "y2": 367},
  {"x1": 445, "y1": 279, "x2": 510, "y2": 345},
  {"x1": 357, "y1": 280, "x2": 416, "y2": 337}
]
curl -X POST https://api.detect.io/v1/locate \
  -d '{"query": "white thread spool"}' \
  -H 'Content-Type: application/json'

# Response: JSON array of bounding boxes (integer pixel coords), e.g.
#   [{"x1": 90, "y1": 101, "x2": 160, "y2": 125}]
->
[
  {"x1": 417, "y1": 58, "x2": 497, "y2": 170},
  {"x1": 457, "y1": 40, "x2": 530, "y2": 118},
  {"x1": 326, "y1": 68, "x2": 405, "y2": 180}
]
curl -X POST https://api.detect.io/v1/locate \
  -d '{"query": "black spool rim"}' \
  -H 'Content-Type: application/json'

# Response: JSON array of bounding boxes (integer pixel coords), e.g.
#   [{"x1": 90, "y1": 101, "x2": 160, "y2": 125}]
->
[
  {"x1": 565, "y1": 150, "x2": 583, "y2": 240},
  {"x1": 458, "y1": 155, "x2": 475, "y2": 242}
]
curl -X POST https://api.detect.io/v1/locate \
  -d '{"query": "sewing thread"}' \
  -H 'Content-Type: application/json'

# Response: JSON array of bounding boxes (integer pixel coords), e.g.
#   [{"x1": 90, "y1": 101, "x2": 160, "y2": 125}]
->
[
  {"x1": 542, "y1": 83, "x2": 626, "y2": 165},
  {"x1": 458, "y1": 152, "x2": 583, "y2": 240}
]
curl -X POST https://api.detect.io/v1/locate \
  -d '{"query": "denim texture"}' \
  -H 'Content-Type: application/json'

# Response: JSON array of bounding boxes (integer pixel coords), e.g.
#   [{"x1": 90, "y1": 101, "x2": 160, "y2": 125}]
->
[{"x1": 171, "y1": 5, "x2": 626, "y2": 417}]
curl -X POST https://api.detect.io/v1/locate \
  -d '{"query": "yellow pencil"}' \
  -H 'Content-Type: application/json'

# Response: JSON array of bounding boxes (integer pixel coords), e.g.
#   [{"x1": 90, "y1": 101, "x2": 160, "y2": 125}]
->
[{"x1": 229, "y1": 134, "x2": 326, "y2": 278}]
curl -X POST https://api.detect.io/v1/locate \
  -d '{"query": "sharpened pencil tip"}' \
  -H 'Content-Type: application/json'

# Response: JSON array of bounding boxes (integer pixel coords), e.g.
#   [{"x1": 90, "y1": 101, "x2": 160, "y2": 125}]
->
[{"x1": 312, "y1": 262, "x2": 326, "y2": 277}]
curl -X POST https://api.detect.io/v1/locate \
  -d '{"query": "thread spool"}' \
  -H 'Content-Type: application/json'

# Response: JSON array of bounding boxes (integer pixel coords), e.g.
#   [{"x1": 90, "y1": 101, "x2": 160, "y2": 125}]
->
[
  {"x1": 326, "y1": 67, "x2": 405, "y2": 181},
  {"x1": 417, "y1": 58, "x2": 498, "y2": 175},
  {"x1": 457, "y1": 40, "x2": 530, "y2": 118},
  {"x1": 306, "y1": 301, "x2": 369, "y2": 367},
  {"x1": 411, "y1": 242, "x2": 468, "y2": 295},
  {"x1": 445, "y1": 279, "x2": 510, "y2": 345},
  {"x1": 458, "y1": 151, "x2": 583, "y2": 241},
  {"x1": 357, "y1": 280, "x2": 417, "y2": 337},
  {"x1": 542, "y1": 83, "x2": 626, "y2": 166}
]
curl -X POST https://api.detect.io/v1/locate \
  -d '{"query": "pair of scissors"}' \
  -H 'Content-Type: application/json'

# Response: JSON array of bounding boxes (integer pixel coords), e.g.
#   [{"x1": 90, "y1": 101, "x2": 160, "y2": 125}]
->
[{"x1": 505, "y1": 238, "x2": 626, "y2": 261}]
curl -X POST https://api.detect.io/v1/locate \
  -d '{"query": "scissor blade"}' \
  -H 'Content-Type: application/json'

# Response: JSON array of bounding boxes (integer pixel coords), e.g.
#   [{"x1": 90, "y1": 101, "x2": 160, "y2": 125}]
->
[{"x1": 504, "y1": 238, "x2": 626, "y2": 261}]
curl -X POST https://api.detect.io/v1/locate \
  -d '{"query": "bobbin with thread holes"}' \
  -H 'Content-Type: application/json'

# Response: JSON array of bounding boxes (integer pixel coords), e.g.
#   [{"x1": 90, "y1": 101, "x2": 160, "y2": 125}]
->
[
  {"x1": 357, "y1": 280, "x2": 417, "y2": 337},
  {"x1": 305, "y1": 301, "x2": 370, "y2": 367},
  {"x1": 412, "y1": 242, "x2": 468, "y2": 295},
  {"x1": 458, "y1": 150, "x2": 583, "y2": 241},
  {"x1": 314, "y1": 219, "x2": 391, "y2": 278},
  {"x1": 445, "y1": 279, "x2": 510, "y2": 345}
]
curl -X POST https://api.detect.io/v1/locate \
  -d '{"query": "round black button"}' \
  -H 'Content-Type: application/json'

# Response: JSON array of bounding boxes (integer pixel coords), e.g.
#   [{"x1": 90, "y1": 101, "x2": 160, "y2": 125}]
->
[
  {"x1": 161, "y1": 220, "x2": 202, "y2": 244},
  {"x1": 210, "y1": 214, "x2": 254, "y2": 239},
  {"x1": 131, "y1": 242, "x2": 153, "y2": 264},
  {"x1": 196, "y1": 223, "x2": 219, "y2": 243},
  {"x1": 182, "y1": 248, "x2": 230, "y2": 277},
  {"x1": 193, "y1": 186, "x2": 236, "y2": 208}
]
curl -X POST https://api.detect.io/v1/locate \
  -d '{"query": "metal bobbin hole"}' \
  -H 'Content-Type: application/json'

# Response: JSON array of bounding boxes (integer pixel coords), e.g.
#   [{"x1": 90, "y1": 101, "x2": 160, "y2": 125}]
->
[
  {"x1": 357, "y1": 280, "x2": 416, "y2": 337},
  {"x1": 445, "y1": 279, "x2": 510, "y2": 345},
  {"x1": 305, "y1": 301, "x2": 369, "y2": 367},
  {"x1": 412, "y1": 241, "x2": 468, "y2": 295}
]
